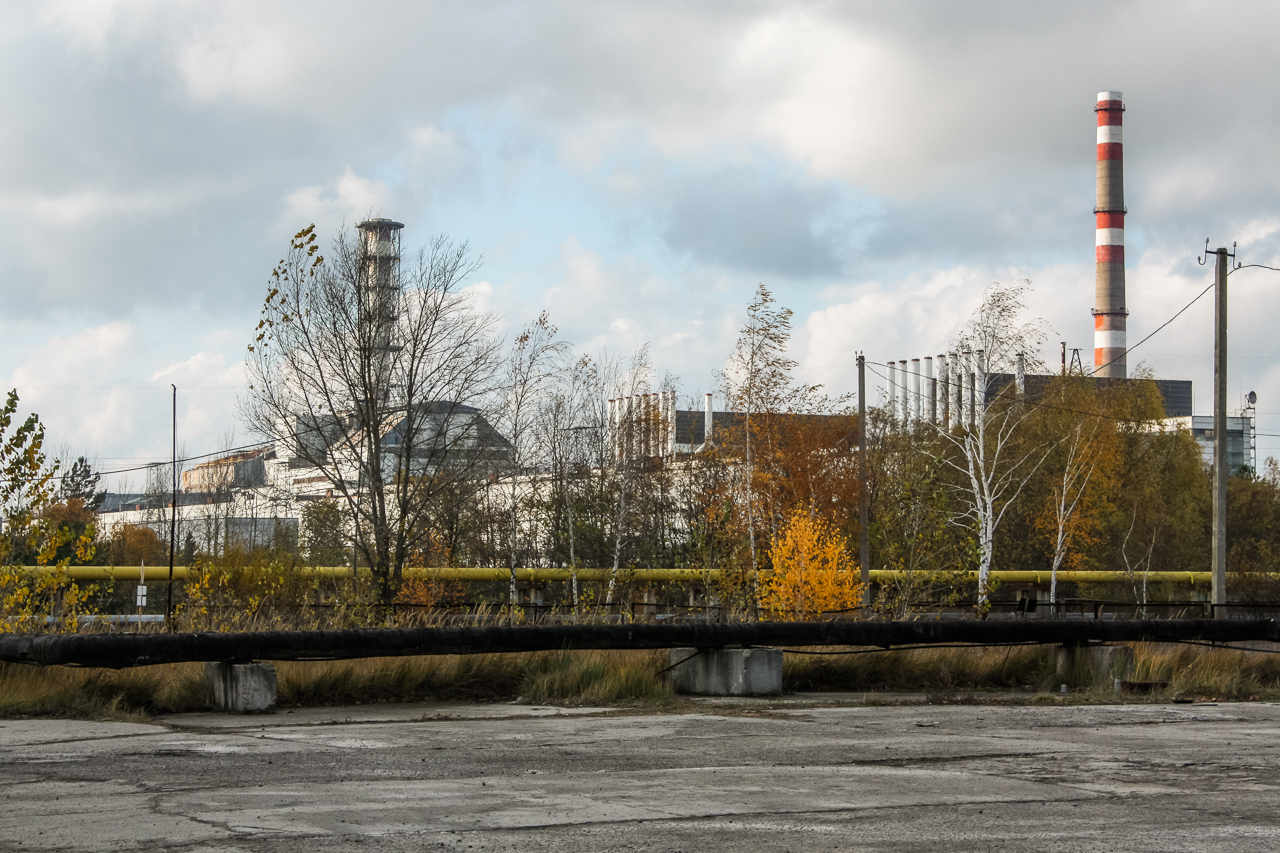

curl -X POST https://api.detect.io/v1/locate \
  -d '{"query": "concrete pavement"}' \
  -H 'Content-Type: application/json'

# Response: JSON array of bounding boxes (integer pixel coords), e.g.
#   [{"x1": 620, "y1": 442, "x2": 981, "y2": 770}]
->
[{"x1": 2, "y1": 698, "x2": 1279, "y2": 851}]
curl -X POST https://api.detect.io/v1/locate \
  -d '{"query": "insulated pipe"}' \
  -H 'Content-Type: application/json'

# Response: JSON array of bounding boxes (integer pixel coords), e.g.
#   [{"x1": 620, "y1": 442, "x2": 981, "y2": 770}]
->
[
  {"x1": 887, "y1": 361, "x2": 898, "y2": 420},
  {"x1": 911, "y1": 358, "x2": 922, "y2": 423},
  {"x1": 4, "y1": 620, "x2": 1276, "y2": 669},
  {"x1": 1095, "y1": 90, "x2": 1127, "y2": 378},
  {"x1": 924, "y1": 356, "x2": 935, "y2": 423}
]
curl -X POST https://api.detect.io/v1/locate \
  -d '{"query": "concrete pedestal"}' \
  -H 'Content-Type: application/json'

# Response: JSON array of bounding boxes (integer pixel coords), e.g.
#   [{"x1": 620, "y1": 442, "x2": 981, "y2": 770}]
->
[
  {"x1": 206, "y1": 662, "x2": 278, "y2": 713},
  {"x1": 668, "y1": 647, "x2": 782, "y2": 696},
  {"x1": 1055, "y1": 644, "x2": 1134, "y2": 687}
]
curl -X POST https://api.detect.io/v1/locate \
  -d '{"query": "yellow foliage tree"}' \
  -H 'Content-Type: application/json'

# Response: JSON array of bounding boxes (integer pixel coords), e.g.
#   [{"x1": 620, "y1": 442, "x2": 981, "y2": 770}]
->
[{"x1": 760, "y1": 510, "x2": 863, "y2": 621}]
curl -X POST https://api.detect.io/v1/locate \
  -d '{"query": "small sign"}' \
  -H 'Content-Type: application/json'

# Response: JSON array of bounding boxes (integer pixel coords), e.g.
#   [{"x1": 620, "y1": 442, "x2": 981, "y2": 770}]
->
[{"x1": 136, "y1": 585, "x2": 147, "y2": 607}]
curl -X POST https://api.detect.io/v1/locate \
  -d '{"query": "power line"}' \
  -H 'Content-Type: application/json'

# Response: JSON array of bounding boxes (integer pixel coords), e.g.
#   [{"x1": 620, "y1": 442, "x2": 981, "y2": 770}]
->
[{"x1": 1090, "y1": 281, "x2": 1215, "y2": 376}]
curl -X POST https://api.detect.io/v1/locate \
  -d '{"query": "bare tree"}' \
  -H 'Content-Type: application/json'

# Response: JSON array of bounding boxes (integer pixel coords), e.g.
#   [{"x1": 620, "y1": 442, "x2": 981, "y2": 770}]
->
[
  {"x1": 604, "y1": 345, "x2": 653, "y2": 605},
  {"x1": 538, "y1": 353, "x2": 597, "y2": 610},
  {"x1": 242, "y1": 223, "x2": 503, "y2": 602},
  {"x1": 490, "y1": 311, "x2": 569, "y2": 603}
]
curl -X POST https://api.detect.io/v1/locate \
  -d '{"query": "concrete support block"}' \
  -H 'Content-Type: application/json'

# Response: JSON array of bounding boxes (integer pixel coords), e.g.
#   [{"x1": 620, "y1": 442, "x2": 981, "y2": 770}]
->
[
  {"x1": 668, "y1": 647, "x2": 782, "y2": 696},
  {"x1": 206, "y1": 662, "x2": 278, "y2": 713},
  {"x1": 1055, "y1": 644, "x2": 1134, "y2": 686}
]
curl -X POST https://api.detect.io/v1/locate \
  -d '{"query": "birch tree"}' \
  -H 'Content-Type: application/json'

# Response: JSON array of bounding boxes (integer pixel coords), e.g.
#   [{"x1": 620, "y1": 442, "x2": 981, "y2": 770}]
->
[
  {"x1": 491, "y1": 311, "x2": 568, "y2": 603},
  {"x1": 932, "y1": 282, "x2": 1052, "y2": 606}
]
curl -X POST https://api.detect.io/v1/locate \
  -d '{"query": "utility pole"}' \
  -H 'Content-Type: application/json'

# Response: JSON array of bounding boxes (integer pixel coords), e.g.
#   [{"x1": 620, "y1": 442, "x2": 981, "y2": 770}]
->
[
  {"x1": 166, "y1": 384, "x2": 177, "y2": 631},
  {"x1": 858, "y1": 354, "x2": 871, "y2": 614},
  {"x1": 1211, "y1": 246, "x2": 1230, "y2": 615}
]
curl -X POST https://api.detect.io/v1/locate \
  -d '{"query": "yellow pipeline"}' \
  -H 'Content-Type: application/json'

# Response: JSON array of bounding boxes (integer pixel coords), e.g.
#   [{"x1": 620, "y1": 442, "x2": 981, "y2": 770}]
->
[{"x1": 13, "y1": 566, "x2": 1227, "y2": 584}]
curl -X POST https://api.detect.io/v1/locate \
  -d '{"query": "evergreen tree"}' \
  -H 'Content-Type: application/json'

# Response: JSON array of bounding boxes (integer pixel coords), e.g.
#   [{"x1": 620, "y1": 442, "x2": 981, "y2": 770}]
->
[{"x1": 60, "y1": 456, "x2": 106, "y2": 511}]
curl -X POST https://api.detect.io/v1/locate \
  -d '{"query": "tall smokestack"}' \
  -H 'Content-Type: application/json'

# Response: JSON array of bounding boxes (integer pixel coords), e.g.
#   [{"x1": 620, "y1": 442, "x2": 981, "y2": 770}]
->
[{"x1": 1094, "y1": 91, "x2": 1126, "y2": 378}]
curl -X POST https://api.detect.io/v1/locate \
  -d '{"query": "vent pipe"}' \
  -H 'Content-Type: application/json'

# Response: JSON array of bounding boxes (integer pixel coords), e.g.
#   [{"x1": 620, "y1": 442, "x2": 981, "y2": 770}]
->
[
  {"x1": 924, "y1": 356, "x2": 935, "y2": 423},
  {"x1": 890, "y1": 358, "x2": 901, "y2": 417}
]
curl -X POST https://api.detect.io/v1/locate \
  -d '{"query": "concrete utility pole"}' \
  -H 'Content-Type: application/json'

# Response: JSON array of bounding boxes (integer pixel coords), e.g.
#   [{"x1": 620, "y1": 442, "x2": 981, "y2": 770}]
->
[
  {"x1": 1212, "y1": 247, "x2": 1229, "y2": 614},
  {"x1": 858, "y1": 355, "x2": 870, "y2": 613},
  {"x1": 166, "y1": 384, "x2": 177, "y2": 632}
]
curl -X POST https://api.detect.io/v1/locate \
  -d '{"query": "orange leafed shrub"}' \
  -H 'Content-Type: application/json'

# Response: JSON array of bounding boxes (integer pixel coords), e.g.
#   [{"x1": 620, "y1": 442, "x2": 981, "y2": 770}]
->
[
  {"x1": 395, "y1": 576, "x2": 465, "y2": 608},
  {"x1": 760, "y1": 510, "x2": 863, "y2": 621}
]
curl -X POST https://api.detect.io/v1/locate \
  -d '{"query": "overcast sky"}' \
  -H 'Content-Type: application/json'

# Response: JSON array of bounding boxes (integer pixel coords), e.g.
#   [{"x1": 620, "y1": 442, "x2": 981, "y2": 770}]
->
[{"x1": 4, "y1": 0, "x2": 1280, "y2": 486}]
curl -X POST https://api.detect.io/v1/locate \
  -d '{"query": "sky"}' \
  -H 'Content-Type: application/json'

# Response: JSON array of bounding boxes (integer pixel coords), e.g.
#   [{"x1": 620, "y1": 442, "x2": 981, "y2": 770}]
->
[{"x1": 3, "y1": 0, "x2": 1280, "y2": 488}]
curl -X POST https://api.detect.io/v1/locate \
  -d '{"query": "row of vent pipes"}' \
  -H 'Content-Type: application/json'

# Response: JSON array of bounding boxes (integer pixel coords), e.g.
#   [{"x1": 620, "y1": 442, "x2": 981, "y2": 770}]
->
[
  {"x1": 886, "y1": 351, "x2": 1026, "y2": 429},
  {"x1": 606, "y1": 390, "x2": 681, "y2": 462}
]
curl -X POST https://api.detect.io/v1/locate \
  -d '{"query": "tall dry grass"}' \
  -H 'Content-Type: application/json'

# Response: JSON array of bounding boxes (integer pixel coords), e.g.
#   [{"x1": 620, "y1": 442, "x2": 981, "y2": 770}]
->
[
  {"x1": 0, "y1": 649, "x2": 673, "y2": 719},
  {"x1": 784, "y1": 645, "x2": 1057, "y2": 693},
  {"x1": 0, "y1": 662, "x2": 211, "y2": 720},
  {"x1": 783, "y1": 642, "x2": 1280, "y2": 701},
  {"x1": 6, "y1": 642, "x2": 1280, "y2": 720}
]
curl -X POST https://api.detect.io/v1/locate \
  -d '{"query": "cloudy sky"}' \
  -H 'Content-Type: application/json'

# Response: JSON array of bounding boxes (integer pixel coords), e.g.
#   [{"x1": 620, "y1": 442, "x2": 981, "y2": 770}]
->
[{"x1": 4, "y1": 0, "x2": 1280, "y2": 486}]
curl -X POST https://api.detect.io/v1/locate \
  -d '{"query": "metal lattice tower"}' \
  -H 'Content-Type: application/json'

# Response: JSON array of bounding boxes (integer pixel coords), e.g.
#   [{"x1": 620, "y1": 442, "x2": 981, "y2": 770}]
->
[{"x1": 355, "y1": 218, "x2": 404, "y2": 407}]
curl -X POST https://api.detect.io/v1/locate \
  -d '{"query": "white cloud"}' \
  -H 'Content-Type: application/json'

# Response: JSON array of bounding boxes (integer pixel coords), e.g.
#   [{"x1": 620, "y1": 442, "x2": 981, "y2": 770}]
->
[{"x1": 279, "y1": 168, "x2": 397, "y2": 234}]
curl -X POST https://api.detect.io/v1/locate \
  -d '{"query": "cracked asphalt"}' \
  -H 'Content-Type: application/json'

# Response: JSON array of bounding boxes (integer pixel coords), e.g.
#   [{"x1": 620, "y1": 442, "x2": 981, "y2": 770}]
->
[{"x1": 2, "y1": 699, "x2": 1279, "y2": 851}]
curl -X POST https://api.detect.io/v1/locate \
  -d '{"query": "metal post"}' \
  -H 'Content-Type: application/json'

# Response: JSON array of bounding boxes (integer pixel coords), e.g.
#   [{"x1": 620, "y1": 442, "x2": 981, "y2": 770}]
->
[
  {"x1": 1212, "y1": 247, "x2": 1228, "y2": 614},
  {"x1": 858, "y1": 355, "x2": 870, "y2": 613},
  {"x1": 166, "y1": 384, "x2": 177, "y2": 631}
]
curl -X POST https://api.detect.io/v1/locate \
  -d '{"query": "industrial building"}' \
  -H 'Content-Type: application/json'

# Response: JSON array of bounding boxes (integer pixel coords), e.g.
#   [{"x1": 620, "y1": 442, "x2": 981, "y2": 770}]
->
[{"x1": 879, "y1": 90, "x2": 1260, "y2": 474}]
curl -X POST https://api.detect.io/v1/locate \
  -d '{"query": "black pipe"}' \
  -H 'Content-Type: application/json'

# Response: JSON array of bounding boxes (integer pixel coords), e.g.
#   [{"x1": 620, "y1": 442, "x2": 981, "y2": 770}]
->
[{"x1": 1, "y1": 619, "x2": 1277, "y2": 669}]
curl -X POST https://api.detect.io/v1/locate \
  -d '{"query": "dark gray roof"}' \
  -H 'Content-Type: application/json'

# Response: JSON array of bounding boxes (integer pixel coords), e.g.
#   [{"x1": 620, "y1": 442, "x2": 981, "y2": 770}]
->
[
  {"x1": 674, "y1": 410, "x2": 854, "y2": 447},
  {"x1": 983, "y1": 374, "x2": 1193, "y2": 418}
]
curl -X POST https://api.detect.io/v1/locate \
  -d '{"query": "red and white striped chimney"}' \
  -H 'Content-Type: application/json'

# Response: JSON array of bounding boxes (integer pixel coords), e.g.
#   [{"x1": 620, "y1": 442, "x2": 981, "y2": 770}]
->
[{"x1": 1094, "y1": 90, "x2": 1126, "y2": 378}]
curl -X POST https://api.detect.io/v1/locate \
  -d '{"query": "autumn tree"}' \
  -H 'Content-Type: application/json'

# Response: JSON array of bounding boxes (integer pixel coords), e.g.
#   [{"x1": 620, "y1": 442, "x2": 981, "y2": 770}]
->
[
  {"x1": 717, "y1": 284, "x2": 850, "y2": 611},
  {"x1": 0, "y1": 391, "x2": 77, "y2": 567},
  {"x1": 868, "y1": 405, "x2": 970, "y2": 617},
  {"x1": 1101, "y1": 374, "x2": 1204, "y2": 609},
  {"x1": 1025, "y1": 376, "x2": 1119, "y2": 602},
  {"x1": 760, "y1": 509, "x2": 863, "y2": 621}
]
